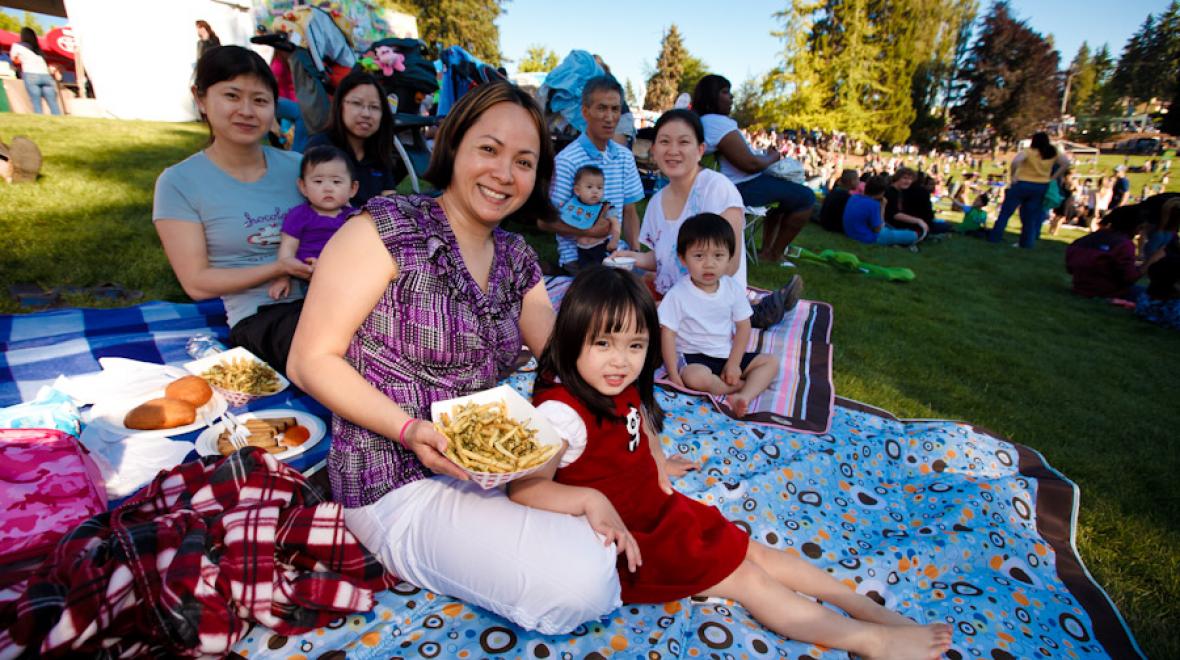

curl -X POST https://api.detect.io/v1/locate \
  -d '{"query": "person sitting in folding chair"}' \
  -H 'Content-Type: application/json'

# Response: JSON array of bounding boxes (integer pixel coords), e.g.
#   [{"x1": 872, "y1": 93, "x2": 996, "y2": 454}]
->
[{"x1": 693, "y1": 75, "x2": 816, "y2": 266}]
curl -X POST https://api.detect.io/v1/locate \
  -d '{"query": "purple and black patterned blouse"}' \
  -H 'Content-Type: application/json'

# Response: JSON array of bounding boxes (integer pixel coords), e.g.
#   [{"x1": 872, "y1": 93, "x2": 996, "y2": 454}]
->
[{"x1": 328, "y1": 195, "x2": 542, "y2": 508}]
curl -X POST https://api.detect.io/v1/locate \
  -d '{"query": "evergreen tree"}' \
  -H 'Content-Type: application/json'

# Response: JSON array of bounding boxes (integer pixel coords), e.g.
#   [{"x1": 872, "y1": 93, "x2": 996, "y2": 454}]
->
[
  {"x1": 1153, "y1": 2, "x2": 1180, "y2": 104},
  {"x1": 644, "y1": 24, "x2": 687, "y2": 111},
  {"x1": 21, "y1": 11, "x2": 44, "y2": 34},
  {"x1": 1112, "y1": 14, "x2": 1156, "y2": 104},
  {"x1": 518, "y1": 44, "x2": 558, "y2": 72},
  {"x1": 624, "y1": 79, "x2": 639, "y2": 110},
  {"x1": 952, "y1": 1, "x2": 1061, "y2": 143},
  {"x1": 765, "y1": 0, "x2": 974, "y2": 145},
  {"x1": 677, "y1": 55, "x2": 710, "y2": 96},
  {"x1": 1067, "y1": 42, "x2": 1096, "y2": 117},
  {"x1": 1163, "y1": 72, "x2": 1180, "y2": 136},
  {"x1": 1088, "y1": 43, "x2": 1121, "y2": 118},
  {"x1": 392, "y1": 0, "x2": 504, "y2": 65},
  {"x1": 762, "y1": 1, "x2": 834, "y2": 134},
  {"x1": 1108, "y1": 3, "x2": 1180, "y2": 110},
  {"x1": 731, "y1": 76, "x2": 765, "y2": 128}
]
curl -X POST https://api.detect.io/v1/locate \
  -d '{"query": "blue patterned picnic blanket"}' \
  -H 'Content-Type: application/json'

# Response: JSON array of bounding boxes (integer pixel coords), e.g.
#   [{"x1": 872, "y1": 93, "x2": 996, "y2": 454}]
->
[
  {"x1": 228, "y1": 374, "x2": 1142, "y2": 660},
  {"x1": 0, "y1": 298, "x2": 1142, "y2": 659}
]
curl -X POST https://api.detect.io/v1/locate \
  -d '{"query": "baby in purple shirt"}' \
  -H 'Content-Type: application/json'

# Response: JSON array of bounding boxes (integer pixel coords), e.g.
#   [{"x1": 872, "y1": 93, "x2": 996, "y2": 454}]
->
[{"x1": 268, "y1": 145, "x2": 359, "y2": 299}]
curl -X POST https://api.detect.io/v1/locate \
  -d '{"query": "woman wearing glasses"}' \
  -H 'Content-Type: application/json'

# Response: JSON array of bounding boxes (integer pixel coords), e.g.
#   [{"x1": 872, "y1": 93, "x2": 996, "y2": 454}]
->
[{"x1": 305, "y1": 71, "x2": 397, "y2": 206}]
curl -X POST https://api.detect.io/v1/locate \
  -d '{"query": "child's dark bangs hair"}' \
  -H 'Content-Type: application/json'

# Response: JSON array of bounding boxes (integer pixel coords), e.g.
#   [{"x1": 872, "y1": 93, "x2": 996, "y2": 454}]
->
[
  {"x1": 535, "y1": 266, "x2": 664, "y2": 431},
  {"x1": 574, "y1": 164, "x2": 604, "y2": 185},
  {"x1": 299, "y1": 144, "x2": 358, "y2": 181},
  {"x1": 676, "y1": 212, "x2": 735, "y2": 257}
]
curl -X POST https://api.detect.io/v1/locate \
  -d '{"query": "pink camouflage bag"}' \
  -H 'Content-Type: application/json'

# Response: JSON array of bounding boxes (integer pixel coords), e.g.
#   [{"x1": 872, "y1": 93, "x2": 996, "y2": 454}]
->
[{"x1": 0, "y1": 429, "x2": 107, "y2": 570}]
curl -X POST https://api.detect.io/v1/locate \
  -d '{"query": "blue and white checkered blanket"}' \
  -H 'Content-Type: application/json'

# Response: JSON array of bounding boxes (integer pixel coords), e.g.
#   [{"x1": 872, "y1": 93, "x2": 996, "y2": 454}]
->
[{"x1": 0, "y1": 300, "x2": 330, "y2": 476}]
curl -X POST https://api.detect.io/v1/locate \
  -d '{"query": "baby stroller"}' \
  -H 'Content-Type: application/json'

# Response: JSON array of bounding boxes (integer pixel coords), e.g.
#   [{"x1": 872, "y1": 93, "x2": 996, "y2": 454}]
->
[
  {"x1": 392, "y1": 44, "x2": 503, "y2": 191},
  {"x1": 254, "y1": 6, "x2": 356, "y2": 135},
  {"x1": 368, "y1": 37, "x2": 441, "y2": 192}
]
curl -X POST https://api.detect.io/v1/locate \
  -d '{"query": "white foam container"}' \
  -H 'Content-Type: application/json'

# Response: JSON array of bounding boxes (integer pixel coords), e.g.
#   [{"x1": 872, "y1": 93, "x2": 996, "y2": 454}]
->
[{"x1": 430, "y1": 385, "x2": 562, "y2": 489}]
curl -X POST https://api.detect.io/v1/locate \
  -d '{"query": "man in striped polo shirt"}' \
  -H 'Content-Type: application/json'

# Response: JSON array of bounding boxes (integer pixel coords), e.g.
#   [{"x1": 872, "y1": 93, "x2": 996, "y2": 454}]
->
[{"x1": 540, "y1": 76, "x2": 643, "y2": 273}]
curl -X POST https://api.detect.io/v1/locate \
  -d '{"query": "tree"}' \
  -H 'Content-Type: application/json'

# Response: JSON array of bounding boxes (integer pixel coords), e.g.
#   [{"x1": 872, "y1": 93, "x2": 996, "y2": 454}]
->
[
  {"x1": 0, "y1": 10, "x2": 43, "y2": 34},
  {"x1": 1112, "y1": 14, "x2": 1156, "y2": 104},
  {"x1": 0, "y1": 12, "x2": 20, "y2": 33},
  {"x1": 21, "y1": 11, "x2": 43, "y2": 34},
  {"x1": 677, "y1": 54, "x2": 709, "y2": 96},
  {"x1": 1066, "y1": 42, "x2": 1096, "y2": 117},
  {"x1": 952, "y1": 1, "x2": 1061, "y2": 143},
  {"x1": 518, "y1": 44, "x2": 558, "y2": 73},
  {"x1": 1163, "y1": 72, "x2": 1180, "y2": 136},
  {"x1": 384, "y1": 0, "x2": 505, "y2": 65},
  {"x1": 730, "y1": 76, "x2": 766, "y2": 128},
  {"x1": 624, "y1": 79, "x2": 639, "y2": 110},
  {"x1": 761, "y1": 2, "x2": 833, "y2": 134},
  {"x1": 644, "y1": 24, "x2": 687, "y2": 111}
]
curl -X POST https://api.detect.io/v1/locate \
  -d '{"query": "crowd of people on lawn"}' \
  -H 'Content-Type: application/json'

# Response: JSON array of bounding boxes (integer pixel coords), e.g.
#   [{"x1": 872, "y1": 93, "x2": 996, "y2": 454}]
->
[{"x1": 150, "y1": 44, "x2": 958, "y2": 658}]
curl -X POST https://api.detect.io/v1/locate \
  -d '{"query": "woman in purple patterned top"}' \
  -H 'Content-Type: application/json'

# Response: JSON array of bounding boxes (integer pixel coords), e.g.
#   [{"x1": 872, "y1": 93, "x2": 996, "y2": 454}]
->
[{"x1": 287, "y1": 82, "x2": 622, "y2": 634}]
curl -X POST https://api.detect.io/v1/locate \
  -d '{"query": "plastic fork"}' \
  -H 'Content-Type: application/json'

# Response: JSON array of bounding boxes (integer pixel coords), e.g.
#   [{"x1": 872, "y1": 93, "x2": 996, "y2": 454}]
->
[{"x1": 222, "y1": 411, "x2": 251, "y2": 450}]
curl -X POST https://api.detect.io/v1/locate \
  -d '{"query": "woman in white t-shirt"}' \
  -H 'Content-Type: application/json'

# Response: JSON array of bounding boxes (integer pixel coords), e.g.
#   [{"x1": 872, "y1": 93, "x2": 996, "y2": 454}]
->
[
  {"x1": 10, "y1": 28, "x2": 61, "y2": 115},
  {"x1": 612, "y1": 109, "x2": 797, "y2": 328},
  {"x1": 613, "y1": 109, "x2": 746, "y2": 295},
  {"x1": 692, "y1": 74, "x2": 816, "y2": 264}
]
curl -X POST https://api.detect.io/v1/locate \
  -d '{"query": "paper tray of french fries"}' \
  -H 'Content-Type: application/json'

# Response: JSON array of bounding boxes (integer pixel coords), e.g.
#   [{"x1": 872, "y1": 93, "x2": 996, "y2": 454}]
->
[
  {"x1": 184, "y1": 347, "x2": 290, "y2": 408},
  {"x1": 430, "y1": 385, "x2": 561, "y2": 490}
]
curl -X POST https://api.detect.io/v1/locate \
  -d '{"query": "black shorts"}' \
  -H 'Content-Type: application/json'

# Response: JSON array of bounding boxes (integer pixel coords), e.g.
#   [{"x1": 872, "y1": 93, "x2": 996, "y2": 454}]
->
[
  {"x1": 576, "y1": 243, "x2": 609, "y2": 267},
  {"x1": 683, "y1": 352, "x2": 759, "y2": 376},
  {"x1": 227, "y1": 299, "x2": 304, "y2": 375}
]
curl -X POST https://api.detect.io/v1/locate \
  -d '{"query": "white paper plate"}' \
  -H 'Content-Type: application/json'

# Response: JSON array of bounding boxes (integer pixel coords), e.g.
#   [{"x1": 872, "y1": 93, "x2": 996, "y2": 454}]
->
[
  {"x1": 193, "y1": 409, "x2": 326, "y2": 461},
  {"x1": 430, "y1": 384, "x2": 562, "y2": 489},
  {"x1": 183, "y1": 346, "x2": 290, "y2": 404},
  {"x1": 88, "y1": 390, "x2": 228, "y2": 440}
]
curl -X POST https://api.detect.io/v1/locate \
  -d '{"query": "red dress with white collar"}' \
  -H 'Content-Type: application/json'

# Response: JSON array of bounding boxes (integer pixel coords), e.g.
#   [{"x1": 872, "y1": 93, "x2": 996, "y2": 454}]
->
[{"x1": 535, "y1": 384, "x2": 749, "y2": 603}]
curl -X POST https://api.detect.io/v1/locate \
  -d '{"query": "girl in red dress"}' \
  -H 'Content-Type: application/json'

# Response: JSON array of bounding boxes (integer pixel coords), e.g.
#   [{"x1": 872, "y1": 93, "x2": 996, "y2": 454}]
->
[{"x1": 509, "y1": 266, "x2": 952, "y2": 660}]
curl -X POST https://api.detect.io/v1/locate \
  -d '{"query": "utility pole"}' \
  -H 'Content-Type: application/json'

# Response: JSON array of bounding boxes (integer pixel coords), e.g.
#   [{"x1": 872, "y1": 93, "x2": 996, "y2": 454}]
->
[{"x1": 1061, "y1": 66, "x2": 1077, "y2": 116}]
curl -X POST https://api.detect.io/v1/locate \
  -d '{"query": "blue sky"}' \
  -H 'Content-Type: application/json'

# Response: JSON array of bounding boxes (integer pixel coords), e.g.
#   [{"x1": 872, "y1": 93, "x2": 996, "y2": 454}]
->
[
  {"x1": 498, "y1": 0, "x2": 1173, "y2": 103},
  {"x1": 4, "y1": 0, "x2": 1171, "y2": 100}
]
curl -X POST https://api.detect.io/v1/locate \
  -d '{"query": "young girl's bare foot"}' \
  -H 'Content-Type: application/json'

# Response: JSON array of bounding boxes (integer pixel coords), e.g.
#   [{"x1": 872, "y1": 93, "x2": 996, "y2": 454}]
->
[
  {"x1": 730, "y1": 396, "x2": 749, "y2": 417},
  {"x1": 862, "y1": 623, "x2": 952, "y2": 660}
]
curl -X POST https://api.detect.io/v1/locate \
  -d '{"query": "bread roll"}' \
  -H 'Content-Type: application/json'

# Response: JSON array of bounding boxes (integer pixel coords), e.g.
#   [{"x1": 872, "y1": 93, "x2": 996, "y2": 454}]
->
[
  {"x1": 124, "y1": 397, "x2": 197, "y2": 430},
  {"x1": 165, "y1": 376, "x2": 213, "y2": 408}
]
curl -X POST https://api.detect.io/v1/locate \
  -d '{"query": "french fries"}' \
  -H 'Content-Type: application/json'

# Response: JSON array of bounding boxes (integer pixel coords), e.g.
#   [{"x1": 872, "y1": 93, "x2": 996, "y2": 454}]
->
[
  {"x1": 437, "y1": 400, "x2": 557, "y2": 473},
  {"x1": 201, "y1": 357, "x2": 280, "y2": 395}
]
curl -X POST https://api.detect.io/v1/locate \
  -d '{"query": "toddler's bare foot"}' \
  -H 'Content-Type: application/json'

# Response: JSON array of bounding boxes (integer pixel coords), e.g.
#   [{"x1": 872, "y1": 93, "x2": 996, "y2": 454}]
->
[
  {"x1": 730, "y1": 396, "x2": 749, "y2": 417},
  {"x1": 863, "y1": 623, "x2": 952, "y2": 660}
]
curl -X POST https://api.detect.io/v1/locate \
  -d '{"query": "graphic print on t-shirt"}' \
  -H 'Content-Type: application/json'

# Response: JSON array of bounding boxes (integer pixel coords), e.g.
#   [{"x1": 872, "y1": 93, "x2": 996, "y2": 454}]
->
[{"x1": 244, "y1": 206, "x2": 286, "y2": 248}]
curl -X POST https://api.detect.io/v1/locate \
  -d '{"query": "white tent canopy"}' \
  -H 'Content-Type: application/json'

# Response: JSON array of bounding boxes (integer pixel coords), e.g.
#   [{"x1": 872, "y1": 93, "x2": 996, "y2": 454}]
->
[
  {"x1": 52, "y1": 0, "x2": 416, "y2": 122},
  {"x1": 64, "y1": 0, "x2": 258, "y2": 121}
]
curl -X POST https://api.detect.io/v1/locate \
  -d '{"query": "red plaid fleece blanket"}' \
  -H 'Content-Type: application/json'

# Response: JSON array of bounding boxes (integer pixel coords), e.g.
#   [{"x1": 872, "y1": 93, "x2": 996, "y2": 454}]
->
[{"x1": 0, "y1": 448, "x2": 396, "y2": 658}]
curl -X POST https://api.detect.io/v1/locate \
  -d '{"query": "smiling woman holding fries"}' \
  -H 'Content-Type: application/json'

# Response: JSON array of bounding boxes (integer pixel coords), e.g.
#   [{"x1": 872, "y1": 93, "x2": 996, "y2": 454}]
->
[{"x1": 286, "y1": 81, "x2": 622, "y2": 634}]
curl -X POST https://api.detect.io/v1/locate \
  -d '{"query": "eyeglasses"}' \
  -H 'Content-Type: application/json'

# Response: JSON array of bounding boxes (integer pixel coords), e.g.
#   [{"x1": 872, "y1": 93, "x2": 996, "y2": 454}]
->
[{"x1": 344, "y1": 99, "x2": 382, "y2": 115}]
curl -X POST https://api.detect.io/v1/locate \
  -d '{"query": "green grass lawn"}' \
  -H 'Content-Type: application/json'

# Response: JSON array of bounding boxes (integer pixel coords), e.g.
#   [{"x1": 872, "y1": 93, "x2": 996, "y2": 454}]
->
[{"x1": 3, "y1": 115, "x2": 1179, "y2": 657}]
